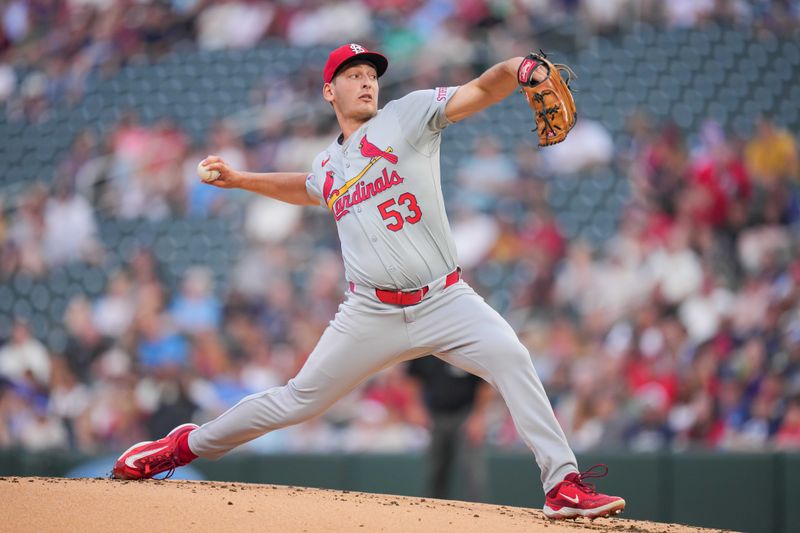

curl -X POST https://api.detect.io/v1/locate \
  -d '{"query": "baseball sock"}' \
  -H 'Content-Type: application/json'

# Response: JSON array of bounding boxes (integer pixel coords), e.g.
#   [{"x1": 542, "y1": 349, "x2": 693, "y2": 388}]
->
[{"x1": 176, "y1": 431, "x2": 199, "y2": 464}]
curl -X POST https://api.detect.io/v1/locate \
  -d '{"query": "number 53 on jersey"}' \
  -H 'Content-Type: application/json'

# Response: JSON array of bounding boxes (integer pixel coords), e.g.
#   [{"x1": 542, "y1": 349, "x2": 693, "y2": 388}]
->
[{"x1": 378, "y1": 192, "x2": 422, "y2": 231}]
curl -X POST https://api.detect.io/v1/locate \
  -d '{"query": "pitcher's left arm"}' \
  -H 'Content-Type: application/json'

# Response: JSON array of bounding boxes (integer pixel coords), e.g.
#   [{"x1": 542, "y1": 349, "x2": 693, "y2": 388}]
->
[{"x1": 445, "y1": 57, "x2": 542, "y2": 123}]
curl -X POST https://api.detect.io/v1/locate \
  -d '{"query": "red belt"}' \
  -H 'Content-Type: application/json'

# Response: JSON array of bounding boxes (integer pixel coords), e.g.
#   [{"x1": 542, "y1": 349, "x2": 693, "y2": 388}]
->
[{"x1": 374, "y1": 268, "x2": 461, "y2": 306}]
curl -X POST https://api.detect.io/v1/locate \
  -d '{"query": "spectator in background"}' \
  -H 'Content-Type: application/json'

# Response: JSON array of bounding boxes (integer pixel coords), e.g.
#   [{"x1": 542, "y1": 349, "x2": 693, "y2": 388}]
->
[
  {"x1": 196, "y1": 0, "x2": 275, "y2": 50},
  {"x1": 586, "y1": 390, "x2": 628, "y2": 450},
  {"x1": 320, "y1": 368, "x2": 413, "y2": 454},
  {"x1": 722, "y1": 371, "x2": 783, "y2": 451},
  {"x1": 730, "y1": 275, "x2": 772, "y2": 337},
  {"x1": 304, "y1": 251, "x2": 347, "y2": 324},
  {"x1": 286, "y1": 1, "x2": 373, "y2": 46},
  {"x1": 686, "y1": 120, "x2": 751, "y2": 229},
  {"x1": 540, "y1": 117, "x2": 613, "y2": 175},
  {"x1": 624, "y1": 387, "x2": 673, "y2": 452},
  {"x1": 229, "y1": 242, "x2": 287, "y2": 298},
  {"x1": 127, "y1": 247, "x2": 159, "y2": 284},
  {"x1": 592, "y1": 246, "x2": 650, "y2": 327},
  {"x1": 146, "y1": 377, "x2": 199, "y2": 442},
  {"x1": 745, "y1": 116, "x2": 799, "y2": 188},
  {"x1": 142, "y1": 118, "x2": 189, "y2": 215},
  {"x1": 342, "y1": 393, "x2": 426, "y2": 453},
  {"x1": 273, "y1": 119, "x2": 331, "y2": 174},
  {"x1": 170, "y1": 266, "x2": 222, "y2": 334},
  {"x1": 407, "y1": 356, "x2": 493, "y2": 502},
  {"x1": 62, "y1": 295, "x2": 114, "y2": 385},
  {"x1": 42, "y1": 178, "x2": 102, "y2": 267},
  {"x1": 244, "y1": 194, "x2": 304, "y2": 244},
  {"x1": 7, "y1": 183, "x2": 48, "y2": 276},
  {"x1": 92, "y1": 270, "x2": 135, "y2": 339},
  {"x1": 109, "y1": 113, "x2": 170, "y2": 219},
  {"x1": 736, "y1": 223, "x2": 792, "y2": 277},
  {"x1": 628, "y1": 120, "x2": 688, "y2": 216},
  {"x1": 687, "y1": 391, "x2": 724, "y2": 449},
  {"x1": 450, "y1": 205, "x2": 500, "y2": 270},
  {"x1": 135, "y1": 312, "x2": 189, "y2": 371},
  {"x1": 11, "y1": 70, "x2": 49, "y2": 123},
  {"x1": 127, "y1": 248, "x2": 167, "y2": 311},
  {"x1": 83, "y1": 372, "x2": 144, "y2": 451},
  {"x1": 48, "y1": 356, "x2": 92, "y2": 451},
  {"x1": 647, "y1": 225, "x2": 703, "y2": 305},
  {"x1": 0, "y1": 318, "x2": 51, "y2": 390},
  {"x1": 107, "y1": 116, "x2": 189, "y2": 219},
  {"x1": 253, "y1": 276, "x2": 296, "y2": 345},
  {"x1": 556, "y1": 359, "x2": 604, "y2": 452},
  {"x1": 678, "y1": 271, "x2": 734, "y2": 344},
  {"x1": 109, "y1": 112, "x2": 149, "y2": 177},
  {"x1": 18, "y1": 402, "x2": 68, "y2": 451},
  {"x1": 555, "y1": 240, "x2": 598, "y2": 319},
  {"x1": 664, "y1": 0, "x2": 716, "y2": 27},
  {"x1": 456, "y1": 135, "x2": 518, "y2": 210},
  {"x1": 579, "y1": 0, "x2": 631, "y2": 34},
  {"x1": 415, "y1": 15, "x2": 475, "y2": 69}
]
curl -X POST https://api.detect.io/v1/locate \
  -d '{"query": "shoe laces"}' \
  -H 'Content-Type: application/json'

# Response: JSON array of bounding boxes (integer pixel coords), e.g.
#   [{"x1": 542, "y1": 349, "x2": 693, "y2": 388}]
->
[
  {"x1": 154, "y1": 467, "x2": 177, "y2": 480},
  {"x1": 140, "y1": 449, "x2": 180, "y2": 479},
  {"x1": 569, "y1": 464, "x2": 609, "y2": 495}
]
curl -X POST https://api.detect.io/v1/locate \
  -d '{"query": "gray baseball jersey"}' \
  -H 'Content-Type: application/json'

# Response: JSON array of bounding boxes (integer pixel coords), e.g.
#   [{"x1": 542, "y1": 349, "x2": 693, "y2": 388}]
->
[
  {"x1": 305, "y1": 88, "x2": 459, "y2": 289},
  {"x1": 189, "y1": 87, "x2": 578, "y2": 494}
]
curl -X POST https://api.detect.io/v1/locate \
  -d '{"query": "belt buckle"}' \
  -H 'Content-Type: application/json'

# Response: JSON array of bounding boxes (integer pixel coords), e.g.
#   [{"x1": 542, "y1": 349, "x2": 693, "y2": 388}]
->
[{"x1": 399, "y1": 288, "x2": 424, "y2": 305}]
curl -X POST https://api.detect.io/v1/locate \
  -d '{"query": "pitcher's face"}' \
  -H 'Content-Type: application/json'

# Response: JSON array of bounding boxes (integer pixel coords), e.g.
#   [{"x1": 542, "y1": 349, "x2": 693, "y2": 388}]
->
[{"x1": 324, "y1": 62, "x2": 379, "y2": 121}]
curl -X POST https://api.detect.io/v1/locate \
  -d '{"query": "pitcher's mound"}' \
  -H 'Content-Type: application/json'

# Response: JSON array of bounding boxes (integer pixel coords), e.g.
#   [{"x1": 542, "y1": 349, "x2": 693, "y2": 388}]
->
[{"x1": 2, "y1": 477, "x2": 718, "y2": 532}]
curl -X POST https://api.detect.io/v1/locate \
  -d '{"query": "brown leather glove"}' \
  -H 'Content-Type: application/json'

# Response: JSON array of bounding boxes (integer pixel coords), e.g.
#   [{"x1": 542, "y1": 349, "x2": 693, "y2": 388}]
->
[{"x1": 518, "y1": 52, "x2": 577, "y2": 146}]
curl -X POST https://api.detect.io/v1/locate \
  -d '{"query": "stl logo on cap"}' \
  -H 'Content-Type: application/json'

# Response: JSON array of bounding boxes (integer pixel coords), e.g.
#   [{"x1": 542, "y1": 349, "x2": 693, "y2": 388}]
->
[{"x1": 323, "y1": 44, "x2": 388, "y2": 83}]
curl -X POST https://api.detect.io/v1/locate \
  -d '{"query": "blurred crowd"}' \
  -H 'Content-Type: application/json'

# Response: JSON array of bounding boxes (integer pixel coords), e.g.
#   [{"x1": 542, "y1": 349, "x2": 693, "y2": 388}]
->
[
  {"x1": 543, "y1": 113, "x2": 800, "y2": 453},
  {"x1": 2, "y1": 0, "x2": 800, "y2": 122},
  {"x1": 1, "y1": 1, "x2": 800, "y2": 457}
]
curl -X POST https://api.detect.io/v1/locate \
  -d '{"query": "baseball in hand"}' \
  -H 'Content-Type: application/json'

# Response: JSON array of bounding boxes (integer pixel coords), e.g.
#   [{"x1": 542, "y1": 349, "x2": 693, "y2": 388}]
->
[{"x1": 197, "y1": 160, "x2": 220, "y2": 183}]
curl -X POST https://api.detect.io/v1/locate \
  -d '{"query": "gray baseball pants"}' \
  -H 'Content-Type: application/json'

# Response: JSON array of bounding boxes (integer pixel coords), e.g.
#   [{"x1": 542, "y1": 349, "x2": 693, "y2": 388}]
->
[{"x1": 188, "y1": 275, "x2": 577, "y2": 493}]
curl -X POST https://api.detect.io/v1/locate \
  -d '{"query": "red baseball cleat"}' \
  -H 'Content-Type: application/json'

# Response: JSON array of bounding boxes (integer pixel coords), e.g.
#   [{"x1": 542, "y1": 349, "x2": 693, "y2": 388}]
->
[
  {"x1": 543, "y1": 464, "x2": 626, "y2": 520},
  {"x1": 112, "y1": 423, "x2": 199, "y2": 480}
]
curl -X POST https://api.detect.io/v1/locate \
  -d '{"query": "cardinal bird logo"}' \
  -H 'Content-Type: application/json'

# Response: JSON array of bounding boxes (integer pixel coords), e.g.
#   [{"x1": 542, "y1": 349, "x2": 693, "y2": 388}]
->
[
  {"x1": 322, "y1": 170, "x2": 336, "y2": 202},
  {"x1": 359, "y1": 135, "x2": 398, "y2": 164}
]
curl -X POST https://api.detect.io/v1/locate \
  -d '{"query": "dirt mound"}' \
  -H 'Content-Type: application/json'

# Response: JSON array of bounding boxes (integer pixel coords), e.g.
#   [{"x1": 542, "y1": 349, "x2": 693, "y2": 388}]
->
[{"x1": 2, "y1": 477, "x2": 720, "y2": 532}]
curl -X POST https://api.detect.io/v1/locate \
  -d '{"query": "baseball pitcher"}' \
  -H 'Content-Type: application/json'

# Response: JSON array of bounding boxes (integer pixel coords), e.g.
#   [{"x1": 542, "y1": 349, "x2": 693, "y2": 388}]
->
[{"x1": 113, "y1": 43, "x2": 624, "y2": 520}]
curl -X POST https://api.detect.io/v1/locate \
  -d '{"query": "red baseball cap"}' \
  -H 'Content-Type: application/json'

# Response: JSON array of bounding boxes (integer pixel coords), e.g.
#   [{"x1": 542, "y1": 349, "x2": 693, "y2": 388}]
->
[{"x1": 323, "y1": 43, "x2": 388, "y2": 84}]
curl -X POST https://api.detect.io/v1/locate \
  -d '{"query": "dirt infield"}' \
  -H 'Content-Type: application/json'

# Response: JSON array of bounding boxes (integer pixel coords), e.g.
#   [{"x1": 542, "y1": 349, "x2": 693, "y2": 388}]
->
[{"x1": 2, "y1": 477, "x2": 724, "y2": 532}]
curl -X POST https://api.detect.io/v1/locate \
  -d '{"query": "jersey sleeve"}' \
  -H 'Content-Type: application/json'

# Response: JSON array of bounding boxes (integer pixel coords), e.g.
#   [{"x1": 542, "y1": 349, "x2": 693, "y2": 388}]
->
[
  {"x1": 305, "y1": 172, "x2": 323, "y2": 204},
  {"x1": 389, "y1": 87, "x2": 460, "y2": 153}
]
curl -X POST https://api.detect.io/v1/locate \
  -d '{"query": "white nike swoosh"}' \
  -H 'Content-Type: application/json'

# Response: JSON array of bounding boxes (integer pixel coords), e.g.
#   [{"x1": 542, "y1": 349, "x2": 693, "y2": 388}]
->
[
  {"x1": 125, "y1": 445, "x2": 168, "y2": 469},
  {"x1": 560, "y1": 493, "x2": 580, "y2": 504}
]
